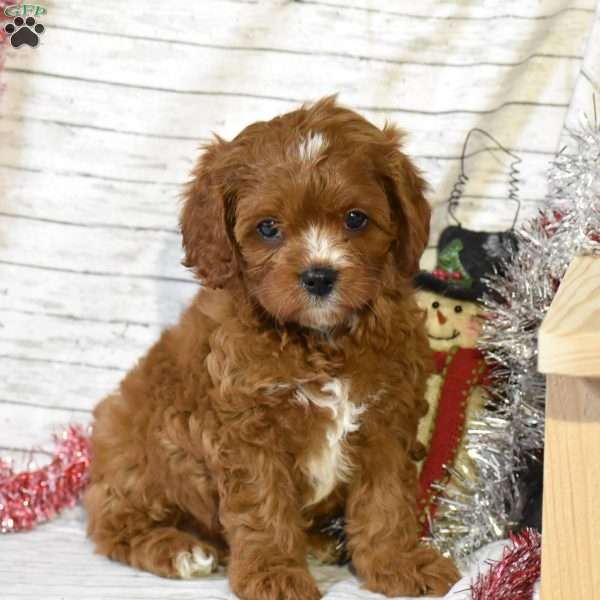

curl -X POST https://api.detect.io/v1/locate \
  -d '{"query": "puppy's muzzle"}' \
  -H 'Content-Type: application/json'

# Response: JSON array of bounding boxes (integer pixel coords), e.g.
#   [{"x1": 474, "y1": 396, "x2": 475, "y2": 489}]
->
[{"x1": 300, "y1": 267, "x2": 338, "y2": 297}]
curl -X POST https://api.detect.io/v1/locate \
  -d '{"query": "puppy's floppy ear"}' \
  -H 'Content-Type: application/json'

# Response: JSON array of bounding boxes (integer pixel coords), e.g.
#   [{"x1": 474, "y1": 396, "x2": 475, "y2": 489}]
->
[
  {"x1": 180, "y1": 137, "x2": 239, "y2": 289},
  {"x1": 375, "y1": 124, "x2": 431, "y2": 277}
]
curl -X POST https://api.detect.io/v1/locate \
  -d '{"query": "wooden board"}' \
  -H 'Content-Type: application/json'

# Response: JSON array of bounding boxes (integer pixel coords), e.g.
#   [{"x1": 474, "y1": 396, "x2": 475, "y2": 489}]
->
[
  {"x1": 539, "y1": 256, "x2": 600, "y2": 598},
  {"x1": 539, "y1": 255, "x2": 600, "y2": 378},
  {"x1": 541, "y1": 376, "x2": 600, "y2": 600}
]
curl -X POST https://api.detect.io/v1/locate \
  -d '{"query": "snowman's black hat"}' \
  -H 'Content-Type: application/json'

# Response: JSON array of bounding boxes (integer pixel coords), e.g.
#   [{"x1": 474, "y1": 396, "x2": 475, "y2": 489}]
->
[{"x1": 415, "y1": 226, "x2": 517, "y2": 302}]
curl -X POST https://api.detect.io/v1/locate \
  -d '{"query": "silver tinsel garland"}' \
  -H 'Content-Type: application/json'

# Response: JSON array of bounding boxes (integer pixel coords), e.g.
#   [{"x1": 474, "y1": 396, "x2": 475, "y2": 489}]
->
[{"x1": 426, "y1": 117, "x2": 600, "y2": 563}]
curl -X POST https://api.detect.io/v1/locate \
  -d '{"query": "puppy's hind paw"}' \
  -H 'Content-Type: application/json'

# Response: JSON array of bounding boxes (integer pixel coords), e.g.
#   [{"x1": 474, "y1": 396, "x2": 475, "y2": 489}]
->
[{"x1": 174, "y1": 545, "x2": 218, "y2": 578}]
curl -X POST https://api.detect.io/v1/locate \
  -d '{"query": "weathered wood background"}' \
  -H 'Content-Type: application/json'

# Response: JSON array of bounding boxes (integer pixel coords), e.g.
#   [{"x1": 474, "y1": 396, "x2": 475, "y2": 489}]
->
[{"x1": 0, "y1": 0, "x2": 598, "y2": 597}]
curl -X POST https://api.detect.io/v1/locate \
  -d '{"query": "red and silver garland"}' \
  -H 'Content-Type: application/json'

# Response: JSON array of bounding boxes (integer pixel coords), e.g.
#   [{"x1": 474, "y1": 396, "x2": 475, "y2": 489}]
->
[
  {"x1": 0, "y1": 4, "x2": 93, "y2": 537},
  {"x1": 426, "y1": 118, "x2": 600, "y2": 564},
  {"x1": 0, "y1": 426, "x2": 91, "y2": 533},
  {"x1": 471, "y1": 529, "x2": 541, "y2": 600}
]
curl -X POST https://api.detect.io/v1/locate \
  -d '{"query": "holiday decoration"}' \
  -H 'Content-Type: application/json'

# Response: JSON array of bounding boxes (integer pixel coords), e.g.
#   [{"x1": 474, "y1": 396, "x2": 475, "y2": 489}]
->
[
  {"x1": 428, "y1": 116, "x2": 600, "y2": 562},
  {"x1": 471, "y1": 529, "x2": 541, "y2": 600},
  {"x1": 414, "y1": 226, "x2": 515, "y2": 538},
  {"x1": 0, "y1": 426, "x2": 91, "y2": 533}
]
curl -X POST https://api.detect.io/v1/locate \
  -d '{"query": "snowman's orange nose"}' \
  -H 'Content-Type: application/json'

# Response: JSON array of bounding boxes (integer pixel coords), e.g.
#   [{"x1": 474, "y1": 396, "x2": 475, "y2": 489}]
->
[{"x1": 437, "y1": 310, "x2": 447, "y2": 325}]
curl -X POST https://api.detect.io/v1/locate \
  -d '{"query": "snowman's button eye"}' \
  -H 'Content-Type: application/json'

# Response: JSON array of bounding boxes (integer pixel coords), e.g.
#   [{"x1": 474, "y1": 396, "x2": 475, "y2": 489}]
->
[
  {"x1": 454, "y1": 305, "x2": 463, "y2": 313},
  {"x1": 432, "y1": 301, "x2": 440, "y2": 309}
]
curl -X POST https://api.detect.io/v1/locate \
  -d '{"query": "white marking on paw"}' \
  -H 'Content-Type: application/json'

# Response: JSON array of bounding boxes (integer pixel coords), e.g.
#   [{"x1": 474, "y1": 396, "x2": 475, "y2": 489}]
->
[
  {"x1": 174, "y1": 546, "x2": 216, "y2": 578},
  {"x1": 298, "y1": 131, "x2": 327, "y2": 161},
  {"x1": 296, "y1": 378, "x2": 365, "y2": 505}
]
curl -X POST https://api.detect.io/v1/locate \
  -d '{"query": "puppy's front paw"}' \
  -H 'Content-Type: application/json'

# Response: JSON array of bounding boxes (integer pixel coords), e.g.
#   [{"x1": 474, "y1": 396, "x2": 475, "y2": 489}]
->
[
  {"x1": 416, "y1": 548, "x2": 461, "y2": 596},
  {"x1": 358, "y1": 546, "x2": 460, "y2": 597},
  {"x1": 174, "y1": 545, "x2": 218, "y2": 578},
  {"x1": 233, "y1": 566, "x2": 321, "y2": 600}
]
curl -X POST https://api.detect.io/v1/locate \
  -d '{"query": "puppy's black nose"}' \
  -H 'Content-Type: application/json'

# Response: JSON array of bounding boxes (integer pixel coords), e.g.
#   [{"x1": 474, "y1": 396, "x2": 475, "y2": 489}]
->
[{"x1": 300, "y1": 267, "x2": 338, "y2": 297}]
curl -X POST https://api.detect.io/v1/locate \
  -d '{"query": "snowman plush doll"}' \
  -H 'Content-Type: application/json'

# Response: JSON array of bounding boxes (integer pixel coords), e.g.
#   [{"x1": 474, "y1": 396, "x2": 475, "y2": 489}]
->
[{"x1": 414, "y1": 226, "x2": 516, "y2": 535}]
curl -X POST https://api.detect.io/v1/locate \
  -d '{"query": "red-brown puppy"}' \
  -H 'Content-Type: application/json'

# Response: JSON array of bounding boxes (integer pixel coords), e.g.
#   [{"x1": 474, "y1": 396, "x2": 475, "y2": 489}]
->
[{"x1": 85, "y1": 97, "x2": 460, "y2": 599}]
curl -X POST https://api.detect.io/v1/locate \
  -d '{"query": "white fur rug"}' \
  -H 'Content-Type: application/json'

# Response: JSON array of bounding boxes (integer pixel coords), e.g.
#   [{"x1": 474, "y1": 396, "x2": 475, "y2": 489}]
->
[{"x1": 0, "y1": 505, "x2": 538, "y2": 600}]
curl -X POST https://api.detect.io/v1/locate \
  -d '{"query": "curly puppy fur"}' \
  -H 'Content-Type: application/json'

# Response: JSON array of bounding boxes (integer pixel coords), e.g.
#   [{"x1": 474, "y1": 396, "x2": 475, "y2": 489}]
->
[{"x1": 85, "y1": 97, "x2": 460, "y2": 599}]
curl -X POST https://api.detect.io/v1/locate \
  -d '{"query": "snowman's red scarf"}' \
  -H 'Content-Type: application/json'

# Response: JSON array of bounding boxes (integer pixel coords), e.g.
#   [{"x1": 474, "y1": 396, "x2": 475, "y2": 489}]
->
[{"x1": 416, "y1": 346, "x2": 489, "y2": 535}]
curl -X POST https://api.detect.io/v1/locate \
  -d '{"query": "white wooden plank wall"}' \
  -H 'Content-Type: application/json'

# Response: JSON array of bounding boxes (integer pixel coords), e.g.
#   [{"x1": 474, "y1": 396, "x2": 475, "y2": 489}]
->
[
  {"x1": 1, "y1": 0, "x2": 598, "y2": 466},
  {"x1": 0, "y1": 1, "x2": 597, "y2": 597},
  {"x1": 1, "y1": 0, "x2": 598, "y2": 502}
]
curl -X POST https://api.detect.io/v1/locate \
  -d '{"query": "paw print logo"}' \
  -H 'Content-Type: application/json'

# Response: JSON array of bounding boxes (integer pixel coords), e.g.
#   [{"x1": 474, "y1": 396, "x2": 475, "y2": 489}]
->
[{"x1": 4, "y1": 16, "x2": 45, "y2": 48}]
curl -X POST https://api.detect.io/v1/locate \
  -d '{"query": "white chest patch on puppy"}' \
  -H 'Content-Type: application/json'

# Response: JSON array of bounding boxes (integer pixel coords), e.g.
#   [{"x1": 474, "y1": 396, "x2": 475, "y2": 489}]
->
[{"x1": 295, "y1": 379, "x2": 365, "y2": 506}]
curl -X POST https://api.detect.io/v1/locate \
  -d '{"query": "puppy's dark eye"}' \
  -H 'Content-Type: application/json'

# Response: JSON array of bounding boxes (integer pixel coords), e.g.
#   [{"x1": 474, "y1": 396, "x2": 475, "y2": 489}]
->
[
  {"x1": 454, "y1": 305, "x2": 463, "y2": 314},
  {"x1": 257, "y1": 219, "x2": 282, "y2": 241},
  {"x1": 432, "y1": 301, "x2": 440, "y2": 309},
  {"x1": 345, "y1": 210, "x2": 368, "y2": 231}
]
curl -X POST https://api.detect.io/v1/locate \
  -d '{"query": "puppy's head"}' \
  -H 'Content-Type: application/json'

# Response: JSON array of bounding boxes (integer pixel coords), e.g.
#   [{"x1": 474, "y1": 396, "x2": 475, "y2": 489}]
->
[{"x1": 181, "y1": 97, "x2": 430, "y2": 330}]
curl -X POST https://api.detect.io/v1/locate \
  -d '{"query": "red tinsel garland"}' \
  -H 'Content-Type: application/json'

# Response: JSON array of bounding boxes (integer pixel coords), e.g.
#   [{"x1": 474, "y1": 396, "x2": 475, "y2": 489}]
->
[
  {"x1": 0, "y1": 426, "x2": 91, "y2": 533},
  {"x1": 471, "y1": 529, "x2": 541, "y2": 600}
]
